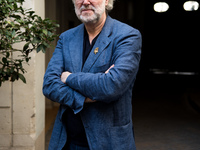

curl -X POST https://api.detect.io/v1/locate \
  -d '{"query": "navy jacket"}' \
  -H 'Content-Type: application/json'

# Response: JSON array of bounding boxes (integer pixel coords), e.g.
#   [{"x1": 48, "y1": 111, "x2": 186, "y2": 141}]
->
[{"x1": 43, "y1": 16, "x2": 142, "y2": 150}]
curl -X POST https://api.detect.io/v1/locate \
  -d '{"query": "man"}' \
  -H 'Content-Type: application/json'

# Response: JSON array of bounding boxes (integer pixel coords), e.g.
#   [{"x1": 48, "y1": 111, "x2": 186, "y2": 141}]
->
[{"x1": 43, "y1": 0, "x2": 142, "y2": 149}]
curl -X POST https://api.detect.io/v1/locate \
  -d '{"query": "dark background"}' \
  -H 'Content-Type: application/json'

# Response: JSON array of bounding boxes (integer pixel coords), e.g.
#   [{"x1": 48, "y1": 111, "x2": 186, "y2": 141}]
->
[{"x1": 110, "y1": 0, "x2": 200, "y2": 90}]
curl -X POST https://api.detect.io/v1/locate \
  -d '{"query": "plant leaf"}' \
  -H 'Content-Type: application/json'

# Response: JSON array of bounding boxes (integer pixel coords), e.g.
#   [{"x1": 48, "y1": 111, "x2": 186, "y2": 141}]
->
[
  {"x1": 18, "y1": 73, "x2": 26, "y2": 83},
  {"x1": 42, "y1": 29, "x2": 48, "y2": 36},
  {"x1": 36, "y1": 44, "x2": 45, "y2": 53},
  {"x1": 6, "y1": 52, "x2": 10, "y2": 58},
  {"x1": 11, "y1": 30, "x2": 16, "y2": 38},
  {"x1": 2, "y1": 57, "x2": 7, "y2": 63},
  {"x1": 23, "y1": 43, "x2": 29, "y2": 51}
]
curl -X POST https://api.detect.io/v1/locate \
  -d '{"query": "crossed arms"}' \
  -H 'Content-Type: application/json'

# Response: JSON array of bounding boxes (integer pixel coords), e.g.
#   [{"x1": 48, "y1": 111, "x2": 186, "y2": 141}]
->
[
  {"x1": 61, "y1": 65, "x2": 115, "y2": 103},
  {"x1": 43, "y1": 29, "x2": 141, "y2": 114}
]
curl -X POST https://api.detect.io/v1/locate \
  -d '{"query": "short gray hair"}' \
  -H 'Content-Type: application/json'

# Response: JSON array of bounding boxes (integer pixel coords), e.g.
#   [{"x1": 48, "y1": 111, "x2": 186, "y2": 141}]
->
[
  {"x1": 72, "y1": 0, "x2": 115, "y2": 12},
  {"x1": 106, "y1": 0, "x2": 115, "y2": 12}
]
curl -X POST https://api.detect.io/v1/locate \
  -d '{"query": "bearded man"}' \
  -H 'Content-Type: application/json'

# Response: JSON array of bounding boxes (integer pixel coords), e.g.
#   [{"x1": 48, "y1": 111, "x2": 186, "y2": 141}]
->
[{"x1": 43, "y1": 0, "x2": 142, "y2": 149}]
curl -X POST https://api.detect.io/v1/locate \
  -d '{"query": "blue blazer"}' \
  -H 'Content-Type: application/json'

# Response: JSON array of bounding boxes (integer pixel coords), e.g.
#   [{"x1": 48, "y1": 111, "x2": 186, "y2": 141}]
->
[{"x1": 43, "y1": 16, "x2": 142, "y2": 150}]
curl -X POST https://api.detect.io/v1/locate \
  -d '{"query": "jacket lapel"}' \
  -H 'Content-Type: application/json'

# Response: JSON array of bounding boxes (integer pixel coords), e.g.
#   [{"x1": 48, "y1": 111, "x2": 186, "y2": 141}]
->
[
  {"x1": 68, "y1": 24, "x2": 84, "y2": 73},
  {"x1": 82, "y1": 16, "x2": 113, "y2": 72}
]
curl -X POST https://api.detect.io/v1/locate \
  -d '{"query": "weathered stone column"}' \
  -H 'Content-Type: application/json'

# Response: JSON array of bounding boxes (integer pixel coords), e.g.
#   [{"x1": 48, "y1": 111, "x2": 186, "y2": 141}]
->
[{"x1": 0, "y1": 0, "x2": 45, "y2": 149}]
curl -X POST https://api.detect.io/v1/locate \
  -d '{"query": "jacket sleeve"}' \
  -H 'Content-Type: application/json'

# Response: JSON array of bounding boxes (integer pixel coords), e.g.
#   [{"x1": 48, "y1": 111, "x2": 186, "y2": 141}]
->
[
  {"x1": 66, "y1": 29, "x2": 142, "y2": 103},
  {"x1": 43, "y1": 34, "x2": 85, "y2": 114}
]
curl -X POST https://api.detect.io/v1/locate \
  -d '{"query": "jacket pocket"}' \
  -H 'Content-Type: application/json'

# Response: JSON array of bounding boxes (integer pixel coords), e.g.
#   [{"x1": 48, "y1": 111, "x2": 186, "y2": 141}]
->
[{"x1": 109, "y1": 122, "x2": 136, "y2": 150}]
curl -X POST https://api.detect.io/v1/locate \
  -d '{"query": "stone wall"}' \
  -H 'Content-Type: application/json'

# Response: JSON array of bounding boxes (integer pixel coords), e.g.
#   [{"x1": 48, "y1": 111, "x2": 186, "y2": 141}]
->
[{"x1": 0, "y1": 0, "x2": 45, "y2": 149}]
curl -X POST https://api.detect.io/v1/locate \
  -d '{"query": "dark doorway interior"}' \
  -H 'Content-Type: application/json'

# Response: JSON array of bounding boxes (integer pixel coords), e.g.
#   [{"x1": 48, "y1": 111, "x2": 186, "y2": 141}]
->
[{"x1": 143, "y1": 0, "x2": 200, "y2": 73}]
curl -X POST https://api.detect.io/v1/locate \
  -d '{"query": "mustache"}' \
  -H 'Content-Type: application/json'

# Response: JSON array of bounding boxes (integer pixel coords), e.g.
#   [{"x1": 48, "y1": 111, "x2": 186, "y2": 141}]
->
[{"x1": 80, "y1": 5, "x2": 96, "y2": 11}]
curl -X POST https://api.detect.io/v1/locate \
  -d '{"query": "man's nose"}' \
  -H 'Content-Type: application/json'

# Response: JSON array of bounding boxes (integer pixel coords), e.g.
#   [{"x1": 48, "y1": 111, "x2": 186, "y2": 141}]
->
[{"x1": 83, "y1": 0, "x2": 91, "y2": 5}]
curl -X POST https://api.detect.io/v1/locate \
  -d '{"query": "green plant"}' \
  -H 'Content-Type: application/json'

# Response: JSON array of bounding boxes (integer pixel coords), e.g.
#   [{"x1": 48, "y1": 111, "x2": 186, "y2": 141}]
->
[{"x1": 0, "y1": 0, "x2": 59, "y2": 86}]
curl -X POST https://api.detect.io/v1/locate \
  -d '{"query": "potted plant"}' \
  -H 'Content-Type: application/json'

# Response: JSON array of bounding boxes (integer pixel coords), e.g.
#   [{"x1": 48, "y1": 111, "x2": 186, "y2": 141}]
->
[{"x1": 0, "y1": 0, "x2": 59, "y2": 86}]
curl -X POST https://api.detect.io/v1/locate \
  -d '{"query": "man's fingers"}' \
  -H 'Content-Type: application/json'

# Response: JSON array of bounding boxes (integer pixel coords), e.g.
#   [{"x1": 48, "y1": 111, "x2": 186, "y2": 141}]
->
[
  {"x1": 85, "y1": 98, "x2": 96, "y2": 103},
  {"x1": 105, "y1": 64, "x2": 114, "y2": 74},
  {"x1": 61, "y1": 71, "x2": 71, "y2": 83}
]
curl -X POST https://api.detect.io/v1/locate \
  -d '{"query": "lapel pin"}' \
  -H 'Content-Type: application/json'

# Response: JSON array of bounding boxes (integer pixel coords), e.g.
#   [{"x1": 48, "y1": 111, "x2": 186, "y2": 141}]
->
[{"x1": 94, "y1": 47, "x2": 99, "y2": 55}]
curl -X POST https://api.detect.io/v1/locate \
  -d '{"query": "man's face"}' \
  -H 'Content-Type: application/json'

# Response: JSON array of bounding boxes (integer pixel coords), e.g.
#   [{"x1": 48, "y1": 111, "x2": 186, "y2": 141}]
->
[{"x1": 74, "y1": 0, "x2": 108, "y2": 24}]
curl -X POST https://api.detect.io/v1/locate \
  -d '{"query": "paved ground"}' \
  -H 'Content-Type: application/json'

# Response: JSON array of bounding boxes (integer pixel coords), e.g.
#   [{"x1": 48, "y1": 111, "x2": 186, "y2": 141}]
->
[
  {"x1": 46, "y1": 88, "x2": 200, "y2": 150},
  {"x1": 133, "y1": 88, "x2": 200, "y2": 150}
]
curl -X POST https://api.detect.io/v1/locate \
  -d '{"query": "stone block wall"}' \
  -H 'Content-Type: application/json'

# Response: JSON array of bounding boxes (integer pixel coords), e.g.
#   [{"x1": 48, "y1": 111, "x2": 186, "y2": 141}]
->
[{"x1": 0, "y1": 0, "x2": 45, "y2": 149}]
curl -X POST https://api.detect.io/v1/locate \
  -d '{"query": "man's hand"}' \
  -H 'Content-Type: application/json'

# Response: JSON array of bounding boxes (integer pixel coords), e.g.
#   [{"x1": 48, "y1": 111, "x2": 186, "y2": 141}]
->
[
  {"x1": 61, "y1": 71, "x2": 71, "y2": 84},
  {"x1": 85, "y1": 97, "x2": 96, "y2": 103},
  {"x1": 105, "y1": 64, "x2": 114, "y2": 74}
]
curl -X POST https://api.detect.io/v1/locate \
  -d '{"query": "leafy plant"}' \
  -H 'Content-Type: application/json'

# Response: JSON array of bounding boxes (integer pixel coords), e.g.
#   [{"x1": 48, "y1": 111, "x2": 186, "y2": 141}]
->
[{"x1": 0, "y1": 0, "x2": 59, "y2": 86}]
